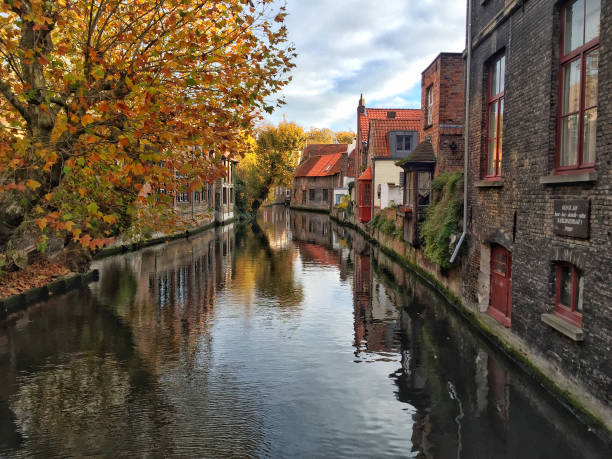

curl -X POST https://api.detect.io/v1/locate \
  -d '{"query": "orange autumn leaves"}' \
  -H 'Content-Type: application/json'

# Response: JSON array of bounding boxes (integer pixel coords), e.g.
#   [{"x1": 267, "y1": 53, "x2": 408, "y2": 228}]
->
[{"x1": 0, "y1": 0, "x2": 295, "y2": 252}]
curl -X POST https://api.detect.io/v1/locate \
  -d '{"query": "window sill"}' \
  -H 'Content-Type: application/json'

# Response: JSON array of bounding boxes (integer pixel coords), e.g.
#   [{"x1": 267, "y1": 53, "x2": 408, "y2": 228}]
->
[
  {"x1": 541, "y1": 313, "x2": 584, "y2": 341},
  {"x1": 539, "y1": 171, "x2": 597, "y2": 185},
  {"x1": 475, "y1": 179, "x2": 503, "y2": 188}
]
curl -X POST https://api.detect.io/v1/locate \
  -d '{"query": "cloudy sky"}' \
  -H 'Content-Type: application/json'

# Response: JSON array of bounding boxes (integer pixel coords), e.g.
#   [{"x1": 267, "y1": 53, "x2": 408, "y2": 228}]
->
[{"x1": 266, "y1": 0, "x2": 466, "y2": 131}]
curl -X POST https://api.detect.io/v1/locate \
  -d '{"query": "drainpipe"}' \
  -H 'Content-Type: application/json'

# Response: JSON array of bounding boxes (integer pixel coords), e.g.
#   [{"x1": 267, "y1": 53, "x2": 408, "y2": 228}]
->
[{"x1": 450, "y1": 0, "x2": 472, "y2": 264}]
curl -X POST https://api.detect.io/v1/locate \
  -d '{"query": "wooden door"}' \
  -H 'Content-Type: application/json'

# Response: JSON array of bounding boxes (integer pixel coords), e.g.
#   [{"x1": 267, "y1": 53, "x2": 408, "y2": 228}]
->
[{"x1": 488, "y1": 245, "x2": 512, "y2": 327}]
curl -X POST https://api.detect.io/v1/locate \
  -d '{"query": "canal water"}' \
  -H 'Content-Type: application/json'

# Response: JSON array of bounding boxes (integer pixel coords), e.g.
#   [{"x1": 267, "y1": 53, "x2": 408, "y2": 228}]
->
[{"x1": 0, "y1": 208, "x2": 608, "y2": 458}]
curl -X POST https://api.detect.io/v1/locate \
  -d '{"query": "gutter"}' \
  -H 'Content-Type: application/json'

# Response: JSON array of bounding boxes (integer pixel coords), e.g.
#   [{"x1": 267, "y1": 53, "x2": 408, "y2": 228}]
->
[{"x1": 450, "y1": 0, "x2": 472, "y2": 264}]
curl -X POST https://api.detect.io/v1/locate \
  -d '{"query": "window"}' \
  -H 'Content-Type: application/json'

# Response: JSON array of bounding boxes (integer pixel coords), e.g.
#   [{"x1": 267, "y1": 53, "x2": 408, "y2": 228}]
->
[
  {"x1": 223, "y1": 187, "x2": 227, "y2": 204},
  {"x1": 322, "y1": 189, "x2": 329, "y2": 202},
  {"x1": 363, "y1": 183, "x2": 371, "y2": 203},
  {"x1": 177, "y1": 192, "x2": 189, "y2": 203},
  {"x1": 554, "y1": 262, "x2": 583, "y2": 327},
  {"x1": 309, "y1": 189, "x2": 315, "y2": 201},
  {"x1": 486, "y1": 54, "x2": 505, "y2": 178},
  {"x1": 230, "y1": 188, "x2": 234, "y2": 204},
  {"x1": 558, "y1": 0, "x2": 600, "y2": 170},
  {"x1": 302, "y1": 190, "x2": 306, "y2": 203},
  {"x1": 426, "y1": 86, "x2": 433, "y2": 126},
  {"x1": 399, "y1": 171, "x2": 405, "y2": 187},
  {"x1": 194, "y1": 191, "x2": 199, "y2": 202},
  {"x1": 201, "y1": 186, "x2": 206, "y2": 202},
  {"x1": 396, "y1": 134, "x2": 411, "y2": 152}
]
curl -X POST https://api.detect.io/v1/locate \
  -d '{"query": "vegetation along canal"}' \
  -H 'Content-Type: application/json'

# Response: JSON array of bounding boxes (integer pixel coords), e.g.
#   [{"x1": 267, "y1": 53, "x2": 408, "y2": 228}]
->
[{"x1": 0, "y1": 207, "x2": 609, "y2": 458}]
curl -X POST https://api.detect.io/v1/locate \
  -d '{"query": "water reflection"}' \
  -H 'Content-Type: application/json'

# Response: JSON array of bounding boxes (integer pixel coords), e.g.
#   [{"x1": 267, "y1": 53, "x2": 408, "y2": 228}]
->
[{"x1": 0, "y1": 207, "x2": 608, "y2": 458}]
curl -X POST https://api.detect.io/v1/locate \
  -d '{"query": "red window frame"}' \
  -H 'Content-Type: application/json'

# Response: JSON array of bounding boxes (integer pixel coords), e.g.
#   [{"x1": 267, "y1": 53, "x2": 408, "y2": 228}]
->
[
  {"x1": 554, "y1": 262, "x2": 582, "y2": 328},
  {"x1": 485, "y1": 54, "x2": 505, "y2": 179},
  {"x1": 556, "y1": 0, "x2": 600, "y2": 173}
]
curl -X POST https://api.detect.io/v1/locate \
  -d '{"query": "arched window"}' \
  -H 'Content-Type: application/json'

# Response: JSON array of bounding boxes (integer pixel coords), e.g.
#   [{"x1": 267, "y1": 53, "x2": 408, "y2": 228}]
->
[{"x1": 555, "y1": 262, "x2": 583, "y2": 327}]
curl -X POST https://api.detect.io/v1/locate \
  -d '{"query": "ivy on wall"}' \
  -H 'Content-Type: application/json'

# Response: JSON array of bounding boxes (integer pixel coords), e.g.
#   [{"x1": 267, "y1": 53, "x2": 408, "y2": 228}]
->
[{"x1": 420, "y1": 171, "x2": 463, "y2": 268}]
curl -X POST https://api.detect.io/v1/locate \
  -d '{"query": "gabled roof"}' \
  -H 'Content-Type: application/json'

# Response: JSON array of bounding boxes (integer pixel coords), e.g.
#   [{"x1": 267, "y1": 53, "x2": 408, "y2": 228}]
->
[
  {"x1": 301, "y1": 144, "x2": 348, "y2": 163},
  {"x1": 395, "y1": 139, "x2": 436, "y2": 169},
  {"x1": 295, "y1": 153, "x2": 344, "y2": 177},
  {"x1": 368, "y1": 118, "x2": 421, "y2": 158},
  {"x1": 358, "y1": 108, "x2": 421, "y2": 142}
]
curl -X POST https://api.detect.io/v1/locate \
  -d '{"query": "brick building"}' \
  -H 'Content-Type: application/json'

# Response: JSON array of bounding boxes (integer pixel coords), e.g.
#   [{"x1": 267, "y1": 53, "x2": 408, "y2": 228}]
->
[
  {"x1": 421, "y1": 52, "x2": 465, "y2": 172},
  {"x1": 354, "y1": 97, "x2": 421, "y2": 222},
  {"x1": 399, "y1": 52, "x2": 466, "y2": 245},
  {"x1": 292, "y1": 151, "x2": 349, "y2": 211},
  {"x1": 463, "y1": 0, "x2": 611, "y2": 418}
]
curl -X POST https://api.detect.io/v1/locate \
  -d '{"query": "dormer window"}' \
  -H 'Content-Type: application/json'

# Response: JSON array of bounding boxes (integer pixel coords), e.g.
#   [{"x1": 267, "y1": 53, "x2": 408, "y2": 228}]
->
[
  {"x1": 389, "y1": 130, "x2": 417, "y2": 158},
  {"x1": 387, "y1": 111, "x2": 396, "y2": 119},
  {"x1": 397, "y1": 134, "x2": 411, "y2": 152}
]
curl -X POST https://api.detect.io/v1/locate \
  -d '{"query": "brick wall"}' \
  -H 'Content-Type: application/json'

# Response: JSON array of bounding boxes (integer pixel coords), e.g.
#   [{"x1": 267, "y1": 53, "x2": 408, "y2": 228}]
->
[
  {"x1": 464, "y1": 0, "x2": 612, "y2": 408},
  {"x1": 421, "y1": 53, "x2": 465, "y2": 174}
]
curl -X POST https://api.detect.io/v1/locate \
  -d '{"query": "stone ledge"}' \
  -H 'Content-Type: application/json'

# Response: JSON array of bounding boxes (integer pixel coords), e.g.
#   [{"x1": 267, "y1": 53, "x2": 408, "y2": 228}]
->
[
  {"x1": 539, "y1": 172, "x2": 598, "y2": 185},
  {"x1": 475, "y1": 179, "x2": 503, "y2": 188},
  {"x1": 541, "y1": 313, "x2": 584, "y2": 342}
]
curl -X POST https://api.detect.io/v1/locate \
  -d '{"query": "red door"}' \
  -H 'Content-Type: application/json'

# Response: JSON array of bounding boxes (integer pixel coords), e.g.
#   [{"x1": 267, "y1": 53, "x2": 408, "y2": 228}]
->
[
  {"x1": 488, "y1": 245, "x2": 512, "y2": 327},
  {"x1": 359, "y1": 181, "x2": 372, "y2": 222}
]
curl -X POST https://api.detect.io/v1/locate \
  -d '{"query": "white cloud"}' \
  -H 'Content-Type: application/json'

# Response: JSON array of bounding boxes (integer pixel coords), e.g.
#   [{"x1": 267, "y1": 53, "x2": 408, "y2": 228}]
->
[{"x1": 266, "y1": 0, "x2": 466, "y2": 131}]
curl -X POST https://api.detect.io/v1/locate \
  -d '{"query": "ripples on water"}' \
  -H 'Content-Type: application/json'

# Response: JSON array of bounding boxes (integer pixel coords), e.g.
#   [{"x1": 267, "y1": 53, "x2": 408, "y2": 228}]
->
[{"x1": 0, "y1": 207, "x2": 609, "y2": 458}]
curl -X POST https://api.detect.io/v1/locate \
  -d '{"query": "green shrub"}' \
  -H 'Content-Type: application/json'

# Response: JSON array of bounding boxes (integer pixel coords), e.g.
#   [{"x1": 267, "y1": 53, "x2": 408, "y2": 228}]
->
[
  {"x1": 369, "y1": 212, "x2": 398, "y2": 238},
  {"x1": 420, "y1": 171, "x2": 463, "y2": 268}
]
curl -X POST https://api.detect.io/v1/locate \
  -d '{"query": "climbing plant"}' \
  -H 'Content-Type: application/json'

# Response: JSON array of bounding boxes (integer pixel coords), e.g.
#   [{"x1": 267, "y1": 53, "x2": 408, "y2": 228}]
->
[{"x1": 420, "y1": 171, "x2": 463, "y2": 268}]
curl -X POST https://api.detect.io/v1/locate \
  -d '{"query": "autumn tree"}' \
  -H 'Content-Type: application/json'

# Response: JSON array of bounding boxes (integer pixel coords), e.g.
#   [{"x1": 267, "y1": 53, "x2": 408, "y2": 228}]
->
[
  {"x1": 335, "y1": 130, "x2": 355, "y2": 144},
  {"x1": 238, "y1": 120, "x2": 305, "y2": 214},
  {"x1": 0, "y1": 0, "x2": 294, "y2": 271},
  {"x1": 305, "y1": 128, "x2": 355, "y2": 145},
  {"x1": 305, "y1": 127, "x2": 334, "y2": 144}
]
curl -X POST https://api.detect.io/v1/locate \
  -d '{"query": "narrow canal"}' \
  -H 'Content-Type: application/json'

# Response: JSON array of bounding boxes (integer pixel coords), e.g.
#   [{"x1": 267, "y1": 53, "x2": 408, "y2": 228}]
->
[{"x1": 0, "y1": 208, "x2": 608, "y2": 458}]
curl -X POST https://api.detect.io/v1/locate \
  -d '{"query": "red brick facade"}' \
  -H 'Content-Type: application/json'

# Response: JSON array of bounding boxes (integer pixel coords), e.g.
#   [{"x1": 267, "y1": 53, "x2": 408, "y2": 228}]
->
[{"x1": 421, "y1": 53, "x2": 465, "y2": 174}]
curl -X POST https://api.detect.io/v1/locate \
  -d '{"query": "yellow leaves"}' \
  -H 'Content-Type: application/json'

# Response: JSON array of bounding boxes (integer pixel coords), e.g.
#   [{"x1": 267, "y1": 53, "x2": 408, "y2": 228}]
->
[
  {"x1": 26, "y1": 179, "x2": 41, "y2": 190},
  {"x1": 103, "y1": 214, "x2": 118, "y2": 225},
  {"x1": 78, "y1": 187, "x2": 87, "y2": 198}
]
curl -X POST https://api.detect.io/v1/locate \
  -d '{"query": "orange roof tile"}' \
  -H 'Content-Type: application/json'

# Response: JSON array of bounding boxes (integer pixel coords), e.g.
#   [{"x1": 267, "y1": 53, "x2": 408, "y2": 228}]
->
[
  {"x1": 368, "y1": 118, "x2": 421, "y2": 158},
  {"x1": 294, "y1": 153, "x2": 344, "y2": 178},
  {"x1": 358, "y1": 108, "x2": 421, "y2": 142},
  {"x1": 358, "y1": 165, "x2": 372, "y2": 181},
  {"x1": 301, "y1": 144, "x2": 348, "y2": 163}
]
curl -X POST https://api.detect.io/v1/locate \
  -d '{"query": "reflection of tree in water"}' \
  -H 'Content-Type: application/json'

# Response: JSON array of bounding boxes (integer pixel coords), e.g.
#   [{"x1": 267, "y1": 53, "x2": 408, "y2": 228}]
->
[
  {"x1": 0, "y1": 290, "x2": 174, "y2": 457},
  {"x1": 233, "y1": 221, "x2": 304, "y2": 308}
]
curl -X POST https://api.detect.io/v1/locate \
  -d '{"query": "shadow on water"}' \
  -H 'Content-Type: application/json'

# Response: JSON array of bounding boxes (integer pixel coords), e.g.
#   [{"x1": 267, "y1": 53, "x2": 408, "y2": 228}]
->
[{"x1": 0, "y1": 206, "x2": 608, "y2": 458}]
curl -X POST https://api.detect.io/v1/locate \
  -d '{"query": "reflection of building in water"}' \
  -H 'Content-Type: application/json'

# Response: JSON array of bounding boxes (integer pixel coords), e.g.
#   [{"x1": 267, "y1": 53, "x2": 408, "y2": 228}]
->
[
  {"x1": 290, "y1": 211, "x2": 333, "y2": 248},
  {"x1": 351, "y1": 232, "x2": 402, "y2": 358},
  {"x1": 361, "y1": 241, "x2": 605, "y2": 459},
  {"x1": 91, "y1": 225, "x2": 236, "y2": 375},
  {"x1": 259, "y1": 206, "x2": 292, "y2": 250}
]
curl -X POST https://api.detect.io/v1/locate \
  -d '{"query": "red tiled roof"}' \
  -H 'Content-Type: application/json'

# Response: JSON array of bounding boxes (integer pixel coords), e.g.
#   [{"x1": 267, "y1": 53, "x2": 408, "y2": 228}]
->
[
  {"x1": 358, "y1": 108, "x2": 421, "y2": 142},
  {"x1": 368, "y1": 118, "x2": 421, "y2": 158},
  {"x1": 294, "y1": 153, "x2": 344, "y2": 177},
  {"x1": 296, "y1": 242, "x2": 340, "y2": 267},
  {"x1": 301, "y1": 144, "x2": 348, "y2": 163},
  {"x1": 358, "y1": 165, "x2": 372, "y2": 181}
]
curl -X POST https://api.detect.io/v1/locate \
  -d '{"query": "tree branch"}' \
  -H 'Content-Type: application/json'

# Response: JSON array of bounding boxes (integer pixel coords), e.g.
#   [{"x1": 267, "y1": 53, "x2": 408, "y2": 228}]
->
[{"x1": 0, "y1": 80, "x2": 30, "y2": 122}]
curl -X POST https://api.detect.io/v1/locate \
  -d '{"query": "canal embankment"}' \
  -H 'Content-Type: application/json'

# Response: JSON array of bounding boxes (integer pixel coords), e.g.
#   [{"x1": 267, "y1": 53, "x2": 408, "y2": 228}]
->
[
  {"x1": 0, "y1": 217, "x2": 234, "y2": 323},
  {"x1": 324, "y1": 207, "x2": 612, "y2": 440}
]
